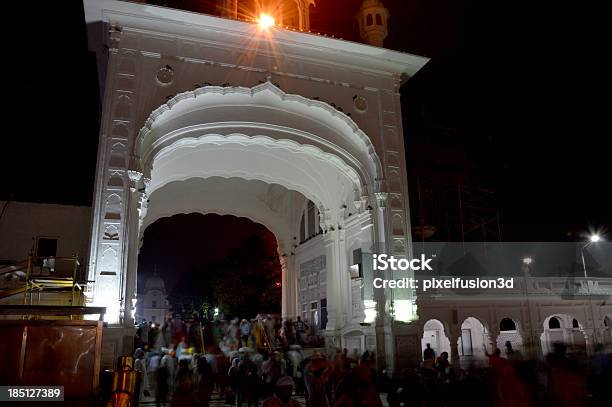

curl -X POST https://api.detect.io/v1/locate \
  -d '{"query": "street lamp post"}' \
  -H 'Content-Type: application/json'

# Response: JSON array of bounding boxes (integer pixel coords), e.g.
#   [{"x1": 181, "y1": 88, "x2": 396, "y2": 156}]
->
[
  {"x1": 580, "y1": 233, "x2": 602, "y2": 355},
  {"x1": 522, "y1": 257, "x2": 537, "y2": 358},
  {"x1": 581, "y1": 234, "x2": 601, "y2": 279}
]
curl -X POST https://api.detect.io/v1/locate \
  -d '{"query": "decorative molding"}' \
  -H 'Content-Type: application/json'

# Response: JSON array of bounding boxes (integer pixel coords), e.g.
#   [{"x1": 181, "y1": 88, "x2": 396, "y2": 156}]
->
[
  {"x1": 374, "y1": 192, "x2": 388, "y2": 208},
  {"x1": 137, "y1": 81, "x2": 383, "y2": 182}
]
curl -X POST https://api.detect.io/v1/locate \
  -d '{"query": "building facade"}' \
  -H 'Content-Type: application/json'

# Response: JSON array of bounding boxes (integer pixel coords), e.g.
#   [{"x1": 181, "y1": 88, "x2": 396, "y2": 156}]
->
[
  {"x1": 83, "y1": 0, "x2": 428, "y2": 369},
  {"x1": 81, "y1": 0, "x2": 612, "y2": 372},
  {"x1": 0, "y1": 201, "x2": 91, "y2": 266},
  {"x1": 136, "y1": 272, "x2": 170, "y2": 323},
  {"x1": 0, "y1": 201, "x2": 91, "y2": 306}
]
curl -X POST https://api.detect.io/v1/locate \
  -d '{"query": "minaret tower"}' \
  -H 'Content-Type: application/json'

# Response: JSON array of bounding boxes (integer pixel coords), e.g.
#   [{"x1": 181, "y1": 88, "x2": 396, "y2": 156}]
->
[{"x1": 357, "y1": 0, "x2": 390, "y2": 47}]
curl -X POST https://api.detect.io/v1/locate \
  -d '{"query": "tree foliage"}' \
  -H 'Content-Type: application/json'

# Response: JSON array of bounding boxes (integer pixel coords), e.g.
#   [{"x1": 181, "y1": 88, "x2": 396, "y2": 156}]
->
[
  {"x1": 211, "y1": 235, "x2": 281, "y2": 318},
  {"x1": 168, "y1": 234, "x2": 281, "y2": 319}
]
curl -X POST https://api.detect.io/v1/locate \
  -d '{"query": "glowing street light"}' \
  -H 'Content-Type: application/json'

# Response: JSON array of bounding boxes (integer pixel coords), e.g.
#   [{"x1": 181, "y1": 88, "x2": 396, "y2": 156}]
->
[
  {"x1": 258, "y1": 13, "x2": 275, "y2": 28},
  {"x1": 581, "y1": 233, "x2": 604, "y2": 279},
  {"x1": 522, "y1": 257, "x2": 533, "y2": 265}
]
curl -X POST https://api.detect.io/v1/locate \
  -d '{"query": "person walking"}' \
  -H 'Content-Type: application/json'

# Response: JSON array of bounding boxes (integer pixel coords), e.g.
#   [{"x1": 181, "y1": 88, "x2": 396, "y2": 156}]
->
[
  {"x1": 295, "y1": 317, "x2": 309, "y2": 346},
  {"x1": 423, "y1": 343, "x2": 435, "y2": 361},
  {"x1": 161, "y1": 350, "x2": 177, "y2": 397},
  {"x1": 134, "y1": 348, "x2": 149, "y2": 403},
  {"x1": 261, "y1": 376, "x2": 301, "y2": 407},
  {"x1": 240, "y1": 319, "x2": 251, "y2": 348},
  {"x1": 155, "y1": 351, "x2": 169, "y2": 407},
  {"x1": 172, "y1": 359, "x2": 194, "y2": 407},
  {"x1": 193, "y1": 356, "x2": 214, "y2": 407},
  {"x1": 228, "y1": 358, "x2": 241, "y2": 406},
  {"x1": 304, "y1": 352, "x2": 331, "y2": 407}
]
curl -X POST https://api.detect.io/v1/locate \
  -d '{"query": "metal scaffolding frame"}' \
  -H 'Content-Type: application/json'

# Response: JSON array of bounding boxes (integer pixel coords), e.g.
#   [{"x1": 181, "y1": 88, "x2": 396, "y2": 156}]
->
[
  {"x1": 21, "y1": 255, "x2": 91, "y2": 312},
  {"x1": 410, "y1": 176, "x2": 502, "y2": 243}
]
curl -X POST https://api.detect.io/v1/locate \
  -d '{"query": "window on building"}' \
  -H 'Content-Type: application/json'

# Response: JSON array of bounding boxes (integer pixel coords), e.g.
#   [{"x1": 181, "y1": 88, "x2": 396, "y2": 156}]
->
[
  {"x1": 307, "y1": 201, "x2": 316, "y2": 238},
  {"x1": 366, "y1": 14, "x2": 373, "y2": 26},
  {"x1": 311, "y1": 301, "x2": 318, "y2": 326},
  {"x1": 36, "y1": 237, "x2": 58, "y2": 258},
  {"x1": 376, "y1": 14, "x2": 382, "y2": 25},
  {"x1": 151, "y1": 315, "x2": 156, "y2": 322},
  {"x1": 350, "y1": 249, "x2": 363, "y2": 279},
  {"x1": 548, "y1": 317, "x2": 561, "y2": 329},
  {"x1": 300, "y1": 200, "x2": 320, "y2": 243},
  {"x1": 320, "y1": 298, "x2": 327, "y2": 330},
  {"x1": 500, "y1": 318, "x2": 516, "y2": 331},
  {"x1": 572, "y1": 318, "x2": 579, "y2": 329},
  {"x1": 35, "y1": 236, "x2": 58, "y2": 270},
  {"x1": 152, "y1": 300, "x2": 157, "y2": 308}
]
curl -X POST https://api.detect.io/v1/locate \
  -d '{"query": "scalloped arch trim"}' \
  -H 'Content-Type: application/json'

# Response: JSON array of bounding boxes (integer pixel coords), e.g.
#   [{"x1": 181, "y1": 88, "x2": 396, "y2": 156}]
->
[{"x1": 138, "y1": 81, "x2": 382, "y2": 181}]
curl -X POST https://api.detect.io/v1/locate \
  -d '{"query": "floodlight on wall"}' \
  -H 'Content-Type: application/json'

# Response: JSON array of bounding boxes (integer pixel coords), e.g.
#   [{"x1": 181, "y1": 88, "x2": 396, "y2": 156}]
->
[{"x1": 258, "y1": 14, "x2": 275, "y2": 28}]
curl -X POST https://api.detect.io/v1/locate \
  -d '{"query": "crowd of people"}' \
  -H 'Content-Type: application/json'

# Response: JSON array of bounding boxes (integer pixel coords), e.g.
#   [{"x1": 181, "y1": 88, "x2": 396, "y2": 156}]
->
[
  {"x1": 383, "y1": 341, "x2": 612, "y2": 407},
  {"x1": 132, "y1": 313, "x2": 340, "y2": 406},
  {"x1": 133, "y1": 342, "x2": 381, "y2": 407},
  {"x1": 132, "y1": 315, "x2": 612, "y2": 407},
  {"x1": 134, "y1": 314, "x2": 324, "y2": 356}
]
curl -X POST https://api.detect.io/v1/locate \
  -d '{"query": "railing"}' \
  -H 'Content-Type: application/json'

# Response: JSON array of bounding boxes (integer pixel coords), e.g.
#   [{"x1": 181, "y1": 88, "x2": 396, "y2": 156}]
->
[{"x1": 21, "y1": 255, "x2": 93, "y2": 310}]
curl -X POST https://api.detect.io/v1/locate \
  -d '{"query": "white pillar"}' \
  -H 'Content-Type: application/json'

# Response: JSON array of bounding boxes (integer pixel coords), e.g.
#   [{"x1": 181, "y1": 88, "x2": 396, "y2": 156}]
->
[
  {"x1": 124, "y1": 170, "x2": 144, "y2": 327},
  {"x1": 324, "y1": 228, "x2": 348, "y2": 334},
  {"x1": 280, "y1": 255, "x2": 297, "y2": 319}
]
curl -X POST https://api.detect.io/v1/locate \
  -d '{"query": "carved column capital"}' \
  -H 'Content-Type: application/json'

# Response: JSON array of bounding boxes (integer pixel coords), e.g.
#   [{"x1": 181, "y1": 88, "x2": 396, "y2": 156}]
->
[
  {"x1": 374, "y1": 192, "x2": 388, "y2": 208},
  {"x1": 127, "y1": 170, "x2": 143, "y2": 191},
  {"x1": 354, "y1": 195, "x2": 369, "y2": 214}
]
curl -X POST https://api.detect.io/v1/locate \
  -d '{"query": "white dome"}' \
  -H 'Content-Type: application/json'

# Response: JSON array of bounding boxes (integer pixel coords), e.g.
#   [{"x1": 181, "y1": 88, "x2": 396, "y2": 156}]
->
[{"x1": 145, "y1": 274, "x2": 166, "y2": 291}]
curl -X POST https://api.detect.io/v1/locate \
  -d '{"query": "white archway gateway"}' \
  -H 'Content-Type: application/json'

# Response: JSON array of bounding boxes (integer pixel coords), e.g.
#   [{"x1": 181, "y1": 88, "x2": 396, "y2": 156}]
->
[
  {"x1": 129, "y1": 81, "x2": 384, "y2": 325},
  {"x1": 84, "y1": 0, "x2": 428, "y2": 370}
]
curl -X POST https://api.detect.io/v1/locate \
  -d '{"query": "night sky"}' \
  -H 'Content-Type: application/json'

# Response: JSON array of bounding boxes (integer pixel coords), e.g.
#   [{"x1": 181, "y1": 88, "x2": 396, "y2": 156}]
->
[{"x1": 2, "y1": 0, "x2": 609, "y2": 279}]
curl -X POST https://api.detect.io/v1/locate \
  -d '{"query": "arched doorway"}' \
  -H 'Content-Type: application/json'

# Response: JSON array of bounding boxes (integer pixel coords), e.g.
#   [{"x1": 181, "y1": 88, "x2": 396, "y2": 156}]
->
[
  {"x1": 498, "y1": 317, "x2": 524, "y2": 354},
  {"x1": 457, "y1": 317, "x2": 489, "y2": 366},
  {"x1": 137, "y1": 213, "x2": 282, "y2": 320},
  {"x1": 87, "y1": 82, "x2": 410, "y2": 367},
  {"x1": 83, "y1": 0, "x2": 428, "y2": 370},
  {"x1": 421, "y1": 319, "x2": 451, "y2": 361},
  {"x1": 541, "y1": 314, "x2": 587, "y2": 357}
]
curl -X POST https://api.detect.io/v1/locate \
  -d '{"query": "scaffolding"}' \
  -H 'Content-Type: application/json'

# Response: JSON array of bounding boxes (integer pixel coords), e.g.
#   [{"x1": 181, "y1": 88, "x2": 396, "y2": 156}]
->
[
  {"x1": 21, "y1": 255, "x2": 90, "y2": 310},
  {"x1": 410, "y1": 177, "x2": 502, "y2": 242}
]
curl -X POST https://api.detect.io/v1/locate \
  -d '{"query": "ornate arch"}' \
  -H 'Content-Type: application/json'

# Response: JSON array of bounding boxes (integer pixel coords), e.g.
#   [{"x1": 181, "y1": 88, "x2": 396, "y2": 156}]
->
[
  {"x1": 137, "y1": 82, "x2": 383, "y2": 196},
  {"x1": 141, "y1": 177, "x2": 297, "y2": 251}
]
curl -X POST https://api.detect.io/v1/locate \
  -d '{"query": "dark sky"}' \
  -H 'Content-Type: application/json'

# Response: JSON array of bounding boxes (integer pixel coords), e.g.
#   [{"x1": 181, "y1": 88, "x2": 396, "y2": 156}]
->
[{"x1": 3, "y1": 1, "x2": 609, "y2": 245}]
